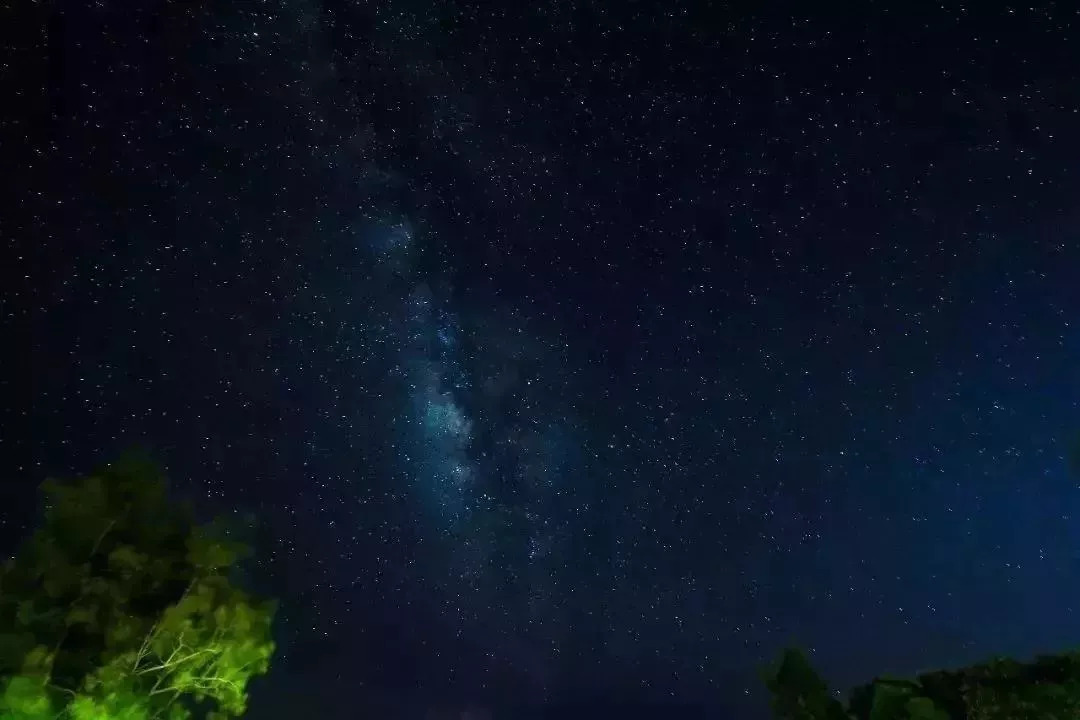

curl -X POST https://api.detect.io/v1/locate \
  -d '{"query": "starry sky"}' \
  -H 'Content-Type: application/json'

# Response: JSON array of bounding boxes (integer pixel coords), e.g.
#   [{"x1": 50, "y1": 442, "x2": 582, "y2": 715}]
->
[{"x1": 4, "y1": 1, "x2": 1080, "y2": 718}]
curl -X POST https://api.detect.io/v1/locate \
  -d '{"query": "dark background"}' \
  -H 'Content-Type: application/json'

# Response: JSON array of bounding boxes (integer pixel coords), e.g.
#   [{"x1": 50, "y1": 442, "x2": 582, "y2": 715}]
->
[{"x1": 3, "y1": 1, "x2": 1079, "y2": 718}]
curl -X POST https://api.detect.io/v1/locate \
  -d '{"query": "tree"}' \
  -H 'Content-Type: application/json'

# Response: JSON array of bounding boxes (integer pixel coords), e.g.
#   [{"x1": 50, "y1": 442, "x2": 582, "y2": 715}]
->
[
  {"x1": 762, "y1": 648, "x2": 848, "y2": 720},
  {"x1": 0, "y1": 454, "x2": 275, "y2": 720},
  {"x1": 766, "y1": 646, "x2": 1080, "y2": 720}
]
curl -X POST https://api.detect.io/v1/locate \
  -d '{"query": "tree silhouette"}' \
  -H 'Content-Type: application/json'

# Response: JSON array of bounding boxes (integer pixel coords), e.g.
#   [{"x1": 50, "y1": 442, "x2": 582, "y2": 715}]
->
[{"x1": 766, "y1": 646, "x2": 1080, "y2": 719}]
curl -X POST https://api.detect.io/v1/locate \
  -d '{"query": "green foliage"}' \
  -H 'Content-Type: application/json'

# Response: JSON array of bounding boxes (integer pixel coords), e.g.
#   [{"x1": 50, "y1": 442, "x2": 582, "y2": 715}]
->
[
  {"x1": 847, "y1": 678, "x2": 950, "y2": 720},
  {"x1": 0, "y1": 649, "x2": 57, "y2": 720},
  {"x1": 763, "y1": 649, "x2": 848, "y2": 720},
  {"x1": 0, "y1": 454, "x2": 275, "y2": 720},
  {"x1": 767, "y1": 647, "x2": 1080, "y2": 720},
  {"x1": 0, "y1": 676, "x2": 55, "y2": 720},
  {"x1": 929, "y1": 652, "x2": 1080, "y2": 720}
]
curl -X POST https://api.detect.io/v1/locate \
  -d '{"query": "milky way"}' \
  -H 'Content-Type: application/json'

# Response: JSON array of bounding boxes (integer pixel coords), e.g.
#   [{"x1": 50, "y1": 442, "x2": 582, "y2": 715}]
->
[
  {"x1": 7, "y1": 1, "x2": 1080, "y2": 719},
  {"x1": 338, "y1": 208, "x2": 591, "y2": 690}
]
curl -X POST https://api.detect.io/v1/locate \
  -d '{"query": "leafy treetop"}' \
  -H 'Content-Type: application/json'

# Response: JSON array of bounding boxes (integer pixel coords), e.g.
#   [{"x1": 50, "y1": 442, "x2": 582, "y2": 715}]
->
[{"x1": 0, "y1": 454, "x2": 275, "y2": 720}]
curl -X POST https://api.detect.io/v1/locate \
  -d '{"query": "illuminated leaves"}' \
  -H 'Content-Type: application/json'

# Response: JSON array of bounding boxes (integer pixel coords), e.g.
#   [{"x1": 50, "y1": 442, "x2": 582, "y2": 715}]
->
[
  {"x1": 137, "y1": 577, "x2": 275, "y2": 718},
  {"x1": 0, "y1": 455, "x2": 276, "y2": 720},
  {"x1": 0, "y1": 676, "x2": 55, "y2": 720},
  {"x1": 0, "y1": 648, "x2": 56, "y2": 720},
  {"x1": 67, "y1": 692, "x2": 151, "y2": 720}
]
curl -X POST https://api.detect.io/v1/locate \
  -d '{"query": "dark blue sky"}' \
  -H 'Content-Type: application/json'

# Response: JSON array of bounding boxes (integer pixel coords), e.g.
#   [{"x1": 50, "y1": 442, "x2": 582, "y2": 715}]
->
[{"x1": 5, "y1": 1, "x2": 1080, "y2": 718}]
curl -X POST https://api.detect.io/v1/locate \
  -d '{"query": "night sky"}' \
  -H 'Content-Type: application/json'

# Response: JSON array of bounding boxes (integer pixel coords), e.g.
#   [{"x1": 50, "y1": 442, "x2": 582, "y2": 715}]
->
[{"x1": 4, "y1": 2, "x2": 1080, "y2": 718}]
